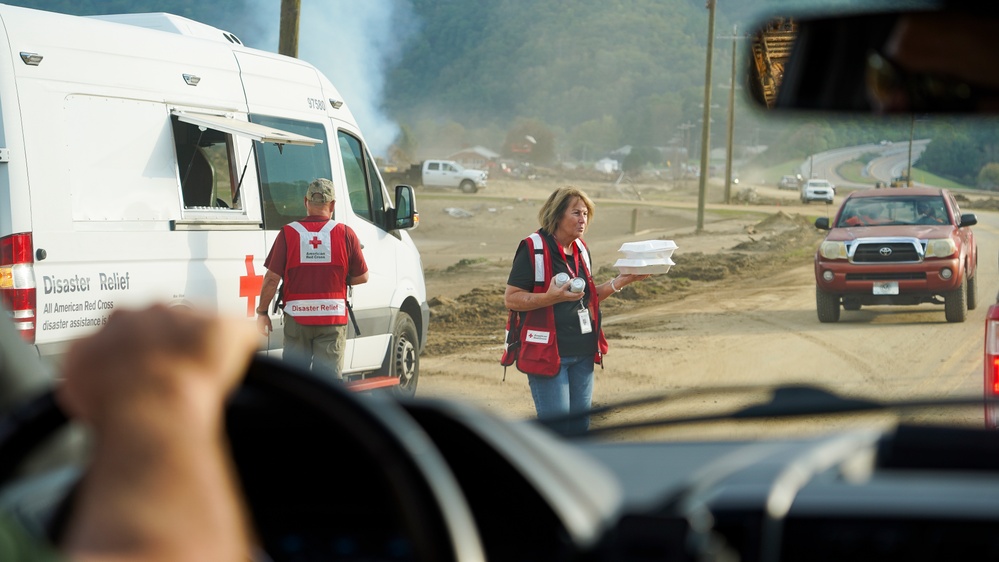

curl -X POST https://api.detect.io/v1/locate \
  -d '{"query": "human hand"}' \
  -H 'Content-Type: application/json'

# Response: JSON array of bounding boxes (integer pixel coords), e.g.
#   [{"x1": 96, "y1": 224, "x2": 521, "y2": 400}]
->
[
  {"x1": 256, "y1": 313, "x2": 273, "y2": 336},
  {"x1": 546, "y1": 277, "x2": 585, "y2": 303},
  {"x1": 57, "y1": 304, "x2": 258, "y2": 430},
  {"x1": 616, "y1": 274, "x2": 652, "y2": 289},
  {"x1": 57, "y1": 305, "x2": 258, "y2": 562}
]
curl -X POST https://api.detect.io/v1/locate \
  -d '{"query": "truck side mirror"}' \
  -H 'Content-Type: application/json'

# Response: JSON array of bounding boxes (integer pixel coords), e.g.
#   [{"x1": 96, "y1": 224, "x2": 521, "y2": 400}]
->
[
  {"x1": 815, "y1": 217, "x2": 830, "y2": 230},
  {"x1": 393, "y1": 184, "x2": 418, "y2": 230}
]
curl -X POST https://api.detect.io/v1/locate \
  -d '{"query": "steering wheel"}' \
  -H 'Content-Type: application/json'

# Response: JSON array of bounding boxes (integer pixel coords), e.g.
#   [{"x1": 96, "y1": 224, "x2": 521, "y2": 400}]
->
[{"x1": 0, "y1": 355, "x2": 485, "y2": 561}]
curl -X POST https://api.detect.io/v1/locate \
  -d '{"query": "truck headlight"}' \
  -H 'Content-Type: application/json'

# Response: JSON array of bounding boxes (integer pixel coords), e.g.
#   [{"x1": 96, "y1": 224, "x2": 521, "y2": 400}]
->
[
  {"x1": 924, "y1": 238, "x2": 957, "y2": 258},
  {"x1": 819, "y1": 241, "x2": 848, "y2": 260}
]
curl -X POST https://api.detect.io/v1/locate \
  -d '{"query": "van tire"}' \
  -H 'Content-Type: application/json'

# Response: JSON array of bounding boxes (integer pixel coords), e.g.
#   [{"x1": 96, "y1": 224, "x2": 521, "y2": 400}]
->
[
  {"x1": 459, "y1": 180, "x2": 477, "y2": 194},
  {"x1": 389, "y1": 312, "x2": 420, "y2": 397}
]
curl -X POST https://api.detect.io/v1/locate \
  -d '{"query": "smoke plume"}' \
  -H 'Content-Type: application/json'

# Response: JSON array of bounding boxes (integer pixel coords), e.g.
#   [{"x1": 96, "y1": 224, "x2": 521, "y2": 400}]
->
[{"x1": 248, "y1": 0, "x2": 418, "y2": 157}]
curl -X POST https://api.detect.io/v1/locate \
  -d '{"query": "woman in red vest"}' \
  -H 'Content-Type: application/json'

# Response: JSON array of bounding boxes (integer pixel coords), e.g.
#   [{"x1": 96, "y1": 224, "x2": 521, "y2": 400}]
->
[{"x1": 504, "y1": 186, "x2": 648, "y2": 434}]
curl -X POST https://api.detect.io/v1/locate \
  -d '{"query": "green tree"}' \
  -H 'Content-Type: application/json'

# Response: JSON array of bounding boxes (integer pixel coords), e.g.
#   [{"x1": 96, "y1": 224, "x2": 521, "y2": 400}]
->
[
  {"x1": 977, "y1": 163, "x2": 999, "y2": 190},
  {"x1": 569, "y1": 116, "x2": 622, "y2": 161},
  {"x1": 622, "y1": 146, "x2": 662, "y2": 172},
  {"x1": 919, "y1": 125, "x2": 978, "y2": 184}
]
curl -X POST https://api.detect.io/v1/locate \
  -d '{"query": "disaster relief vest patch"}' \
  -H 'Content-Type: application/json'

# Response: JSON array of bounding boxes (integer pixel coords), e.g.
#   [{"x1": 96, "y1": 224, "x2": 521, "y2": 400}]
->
[{"x1": 281, "y1": 220, "x2": 349, "y2": 326}]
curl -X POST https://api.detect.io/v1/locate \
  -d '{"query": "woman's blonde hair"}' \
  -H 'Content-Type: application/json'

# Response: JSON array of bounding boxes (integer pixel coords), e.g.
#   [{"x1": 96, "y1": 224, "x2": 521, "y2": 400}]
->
[{"x1": 537, "y1": 186, "x2": 595, "y2": 235}]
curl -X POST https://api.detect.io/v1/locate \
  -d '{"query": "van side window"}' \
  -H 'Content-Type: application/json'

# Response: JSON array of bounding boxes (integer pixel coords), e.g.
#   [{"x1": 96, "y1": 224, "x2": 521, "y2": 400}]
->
[
  {"x1": 250, "y1": 116, "x2": 331, "y2": 230},
  {"x1": 337, "y1": 131, "x2": 386, "y2": 226},
  {"x1": 171, "y1": 117, "x2": 239, "y2": 210}
]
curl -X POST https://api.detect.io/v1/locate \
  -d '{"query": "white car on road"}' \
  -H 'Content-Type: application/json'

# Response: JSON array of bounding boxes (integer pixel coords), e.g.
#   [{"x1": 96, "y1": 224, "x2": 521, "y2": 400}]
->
[{"x1": 801, "y1": 178, "x2": 836, "y2": 204}]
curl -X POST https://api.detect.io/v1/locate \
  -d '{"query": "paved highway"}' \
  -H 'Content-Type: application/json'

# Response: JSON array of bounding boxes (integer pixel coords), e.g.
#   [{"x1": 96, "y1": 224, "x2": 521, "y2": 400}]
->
[{"x1": 797, "y1": 139, "x2": 931, "y2": 188}]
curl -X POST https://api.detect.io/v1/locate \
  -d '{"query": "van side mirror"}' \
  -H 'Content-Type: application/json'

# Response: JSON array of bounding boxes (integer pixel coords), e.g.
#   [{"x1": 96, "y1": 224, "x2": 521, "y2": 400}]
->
[{"x1": 393, "y1": 184, "x2": 418, "y2": 230}]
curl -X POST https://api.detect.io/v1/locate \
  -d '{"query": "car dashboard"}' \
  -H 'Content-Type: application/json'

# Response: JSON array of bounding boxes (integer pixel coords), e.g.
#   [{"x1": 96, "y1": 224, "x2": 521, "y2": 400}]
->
[
  {"x1": 230, "y1": 375, "x2": 999, "y2": 562},
  {"x1": 4, "y1": 370, "x2": 999, "y2": 562}
]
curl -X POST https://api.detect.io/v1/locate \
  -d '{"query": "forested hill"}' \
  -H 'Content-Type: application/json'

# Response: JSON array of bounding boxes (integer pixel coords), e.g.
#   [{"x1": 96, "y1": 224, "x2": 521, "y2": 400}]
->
[{"x1": 386, "y1": 0, "x2": 725, "y2": 150}]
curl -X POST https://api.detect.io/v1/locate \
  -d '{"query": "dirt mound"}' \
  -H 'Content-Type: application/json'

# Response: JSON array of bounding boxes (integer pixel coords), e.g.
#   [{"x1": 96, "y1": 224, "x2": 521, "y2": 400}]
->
[
  {"x1": 966, "y1": 196, "x2": 999, "y2": 211},
  {"x1": 753, "y1": 210, "x2": 812, "y2": 230}
]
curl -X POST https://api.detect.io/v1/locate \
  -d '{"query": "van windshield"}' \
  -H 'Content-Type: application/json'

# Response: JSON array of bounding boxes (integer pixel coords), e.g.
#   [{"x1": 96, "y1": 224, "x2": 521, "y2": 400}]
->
[{"x1": 251, "y1": 115, "x2": 331, "y2": 230}]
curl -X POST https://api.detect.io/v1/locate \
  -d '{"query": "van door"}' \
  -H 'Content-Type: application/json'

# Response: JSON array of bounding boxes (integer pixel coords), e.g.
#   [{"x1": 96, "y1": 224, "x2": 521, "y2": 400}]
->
[
  {"x1": 247, "y1": 115, "x2": 338, "y2": 353},
  {"x1": 334, "y1": 130, "x2": 399, "y2": 371}
]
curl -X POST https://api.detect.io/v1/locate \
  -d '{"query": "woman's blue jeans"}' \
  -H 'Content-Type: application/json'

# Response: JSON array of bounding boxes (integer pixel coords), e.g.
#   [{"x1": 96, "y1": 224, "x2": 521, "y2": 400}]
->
[{"x1": 527, "y1": 355, "x2": 594, "y2": 434}]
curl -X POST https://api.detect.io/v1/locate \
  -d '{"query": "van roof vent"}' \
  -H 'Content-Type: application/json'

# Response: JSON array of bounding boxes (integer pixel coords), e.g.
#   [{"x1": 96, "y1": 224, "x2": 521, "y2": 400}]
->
[{"x1": 87, "y1": 13, "x2": 243, "y2": 45}]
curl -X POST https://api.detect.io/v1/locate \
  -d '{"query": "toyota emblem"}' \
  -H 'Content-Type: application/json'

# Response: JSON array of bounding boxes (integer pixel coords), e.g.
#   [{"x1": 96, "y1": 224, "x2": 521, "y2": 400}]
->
[{"x1": 879, "y1": 247, "x2": 893, "y2": 256}]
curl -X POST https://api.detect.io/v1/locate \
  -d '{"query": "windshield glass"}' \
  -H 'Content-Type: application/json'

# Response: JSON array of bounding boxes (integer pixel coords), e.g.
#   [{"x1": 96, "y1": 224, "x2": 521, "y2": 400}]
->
[
  {"x1": 836, "y1": 195, "x2": 951, "y2": 227},
  {"x1": 393, "y1": 0, "x2": 994, "y2": 441},
  {"x1": 1, "y1": 0, "x2": 992, "y2": 446}
]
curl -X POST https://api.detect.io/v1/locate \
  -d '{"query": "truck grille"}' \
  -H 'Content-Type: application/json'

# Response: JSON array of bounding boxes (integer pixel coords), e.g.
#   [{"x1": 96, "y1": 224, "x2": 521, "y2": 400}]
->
[
  {"x1": 851, "y1": 242, "x2": 921, "y2": 263},
  {"x1": 845, "y1": 272, "x2": 927, "y2": 281}
]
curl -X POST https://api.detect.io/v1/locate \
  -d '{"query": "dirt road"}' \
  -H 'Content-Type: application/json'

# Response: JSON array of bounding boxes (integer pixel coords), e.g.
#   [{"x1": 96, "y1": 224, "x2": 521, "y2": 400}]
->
[{"x1": 409, "y1": 177, "x2": 999, "y2": 437}]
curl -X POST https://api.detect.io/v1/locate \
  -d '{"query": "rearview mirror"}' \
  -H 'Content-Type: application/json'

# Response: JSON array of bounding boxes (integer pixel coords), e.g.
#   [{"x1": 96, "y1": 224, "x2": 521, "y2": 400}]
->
[{"x1": 748, "y1": 8, "x2": 999, "y2": 114}]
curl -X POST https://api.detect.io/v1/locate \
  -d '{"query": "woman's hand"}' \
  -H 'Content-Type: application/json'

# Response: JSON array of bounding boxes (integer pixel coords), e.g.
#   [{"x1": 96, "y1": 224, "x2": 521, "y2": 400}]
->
[
  {"x1": 504, "y1": 278, "x2": 583, "y2": 312},
  {"x1": 617, "y1": 273, "x2": 652, "y2": 287},
  {"x1": 599, "y1": 273, "x2": 652, "y2": 301},
  {"x1": 545, "y1": 276, "x2": 586, "y2": 303}
]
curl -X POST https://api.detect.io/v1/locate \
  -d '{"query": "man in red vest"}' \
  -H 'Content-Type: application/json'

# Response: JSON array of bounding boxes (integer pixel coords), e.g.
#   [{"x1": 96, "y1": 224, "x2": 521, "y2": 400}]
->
[{"x1": 256, "y1": 178, "x2": 368, "y2": 383}]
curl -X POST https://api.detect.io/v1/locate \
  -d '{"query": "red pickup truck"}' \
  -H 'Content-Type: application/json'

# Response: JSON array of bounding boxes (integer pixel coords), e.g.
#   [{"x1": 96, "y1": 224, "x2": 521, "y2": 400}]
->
[{"x1": 813, "y1": 187, "x2": 978, "y2": 323}]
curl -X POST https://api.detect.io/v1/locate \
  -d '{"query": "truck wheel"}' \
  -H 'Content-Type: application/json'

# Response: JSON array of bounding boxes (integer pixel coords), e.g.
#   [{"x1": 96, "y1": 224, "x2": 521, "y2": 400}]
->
[
  {"x1": 459, "y1": 180, "x2": 477, "y2": 194},
  {"x1": 389, "y1": 312, "x2": 420, "y2": 397},
  {"x1": 816, "y1": 288, "x2": 840, "y2": 323},
  {"x1": 944, "y1": 274, "x2": 968, "y2": 323},
  {"x1": 967, "y1": 271, "x2": 978, "y2": 311}
]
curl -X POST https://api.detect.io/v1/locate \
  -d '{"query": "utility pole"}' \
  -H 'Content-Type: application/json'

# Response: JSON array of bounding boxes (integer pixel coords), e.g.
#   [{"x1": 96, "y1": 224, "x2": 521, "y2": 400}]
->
[
  {"x1": 721, "y1": 25, "x2": 739, "y2": 205},
  {"x1": 907, "y1": 114, "x2": 914, "y2": 187},
  {"x1": 697, "y1": 0, "x2": 716, "y2": 233},
  {"x1": 279, "y1": 0, "x2": 301, "y2": 58}
]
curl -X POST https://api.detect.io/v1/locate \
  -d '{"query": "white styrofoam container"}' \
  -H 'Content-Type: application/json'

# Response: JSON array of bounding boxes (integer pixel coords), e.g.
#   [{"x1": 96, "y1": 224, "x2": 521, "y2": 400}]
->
[
  {"x1": 613, "y1": 257, "x2": 675, "y2": 275},
  {"x1": 618, "y1": 240, "x2": 677, "y2": 256},
  {"x1": 615, "y1": 240, "x2": 677, "y2": 274}
]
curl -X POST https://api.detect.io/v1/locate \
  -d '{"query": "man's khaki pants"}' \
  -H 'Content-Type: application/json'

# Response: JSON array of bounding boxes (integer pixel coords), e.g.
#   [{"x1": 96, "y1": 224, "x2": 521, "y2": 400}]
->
[{"x1": 282, "y1": 315, "x2": 347, "y2": 384}]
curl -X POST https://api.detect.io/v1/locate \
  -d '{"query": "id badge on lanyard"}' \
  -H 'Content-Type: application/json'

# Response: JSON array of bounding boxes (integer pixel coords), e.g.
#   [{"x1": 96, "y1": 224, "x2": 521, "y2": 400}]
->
[
  {"x1": 558, "y1": 242, "x2": 592, "y2": 334},
  {"x1": 578, "y1": 307, "x2": 592, "y2": 334}
]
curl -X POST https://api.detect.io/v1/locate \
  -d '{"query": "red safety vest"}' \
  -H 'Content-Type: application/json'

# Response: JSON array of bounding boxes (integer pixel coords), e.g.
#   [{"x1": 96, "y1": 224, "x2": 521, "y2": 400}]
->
[
  {"x1": 280, "y1": 220, "x2": 349, "y2": 326},
  {"x1": 502, "y1": 231, "x2": 607, "y2": 377}
]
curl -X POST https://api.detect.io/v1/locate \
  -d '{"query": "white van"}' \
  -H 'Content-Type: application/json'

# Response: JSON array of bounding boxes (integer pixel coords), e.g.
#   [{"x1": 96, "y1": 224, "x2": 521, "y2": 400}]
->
[{"x1": 0, "y1": 5, "x2": 428, "y2": 395}]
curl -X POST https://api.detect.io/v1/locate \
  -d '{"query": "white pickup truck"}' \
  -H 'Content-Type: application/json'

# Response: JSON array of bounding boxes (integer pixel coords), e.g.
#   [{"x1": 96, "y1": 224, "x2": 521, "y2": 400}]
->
[{"x1": 382, "y1": 159, "x2": 488, "y2": 193}]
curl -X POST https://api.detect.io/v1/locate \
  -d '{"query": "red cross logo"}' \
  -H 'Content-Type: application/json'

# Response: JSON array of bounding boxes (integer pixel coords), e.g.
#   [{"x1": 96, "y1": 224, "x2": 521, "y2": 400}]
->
[
  {"x1": 309, "y1": 235, "x2": 323, "y2": 249},
  {"x1": 239, "y1": 255, "x2": 264, "y2": 317}
]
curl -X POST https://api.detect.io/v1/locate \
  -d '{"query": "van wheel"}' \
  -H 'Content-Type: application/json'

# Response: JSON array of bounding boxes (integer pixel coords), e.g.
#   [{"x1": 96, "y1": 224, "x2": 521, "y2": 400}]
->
[
  {"x1": 459, "y1": 180, "x2": 478, "y2": 194},
  {"x1": 944, "y1": 274, "x2": 968, "y2": 323},
  {"x1": 816, "y1": 288, "x2": 840, "y2": 323},
  {"x1": 389, "y1": 312, "x2": 420, "y2": 397}
]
